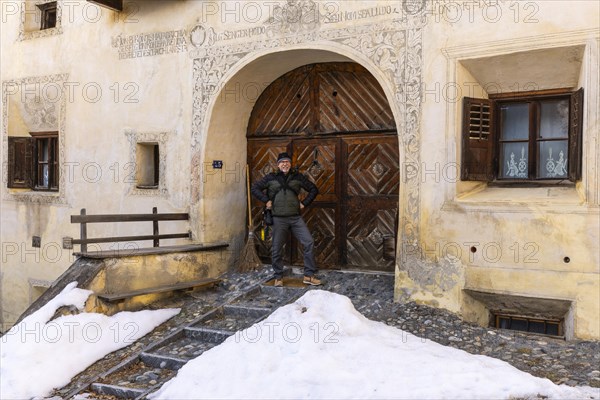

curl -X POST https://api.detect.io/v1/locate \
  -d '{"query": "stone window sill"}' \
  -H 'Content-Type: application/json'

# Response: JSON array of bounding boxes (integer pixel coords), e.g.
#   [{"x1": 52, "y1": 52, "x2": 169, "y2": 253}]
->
[{"x1": 442, "y1": 185, "x2": 597, "y2": 214}]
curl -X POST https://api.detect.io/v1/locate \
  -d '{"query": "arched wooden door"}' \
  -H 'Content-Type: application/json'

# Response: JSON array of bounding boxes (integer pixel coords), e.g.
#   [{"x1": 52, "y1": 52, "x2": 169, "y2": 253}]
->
[{"x1": 247, "y1": 62, "x2": 398, "y2": 272}]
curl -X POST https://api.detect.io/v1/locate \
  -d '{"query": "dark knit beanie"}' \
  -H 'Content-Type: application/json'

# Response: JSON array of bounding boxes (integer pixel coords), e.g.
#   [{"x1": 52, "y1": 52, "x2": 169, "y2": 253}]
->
[{"x1": 277, "y1": 152, "x2": 292, "y2": 163}]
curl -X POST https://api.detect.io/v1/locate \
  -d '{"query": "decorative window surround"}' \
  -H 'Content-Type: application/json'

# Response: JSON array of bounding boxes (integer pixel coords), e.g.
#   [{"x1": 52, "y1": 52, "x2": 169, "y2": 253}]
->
[
  {"x1": 19, "y1": 0, "x2": 63, "y2": 41},
  {"x1": 443, "y1": 29, "x2": 600, "y2": 211},
  {"x1": 2, "y1": 74, "x2": 68, "y2": 205},
  {"x1": 125, "y1": 131, "x2": 169, "y2": 197}
]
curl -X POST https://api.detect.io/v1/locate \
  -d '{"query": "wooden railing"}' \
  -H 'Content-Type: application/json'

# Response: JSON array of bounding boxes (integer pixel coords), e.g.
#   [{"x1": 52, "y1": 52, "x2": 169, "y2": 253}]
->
[{"x1": 70, "y1": 208, "x2": 191, "y2": 253}]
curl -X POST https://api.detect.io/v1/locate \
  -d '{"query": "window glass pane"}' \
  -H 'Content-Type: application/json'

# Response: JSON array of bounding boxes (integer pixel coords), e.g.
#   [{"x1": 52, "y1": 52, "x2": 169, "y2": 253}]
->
[
  {"x1": 41, "y1": 164, "x2": 49, "y2": 187},
  {"x1": 511, "y1": 318, "x2": 528, "y2": 332},
  {"x1": 500, "y1": 103, "x2": 529, "y2": 140},
  {"x1": 498, "y1": 317, "x2": 510, "y2": 329},
  {"x1": 500, "y1": 142, "x2": 528, "y2": 179},
  {"x1": 546, "y1": 323, "x2": 559, "y2": 336},
  {"x1": 528, "y1": 321, "x2": 545, "y2": 334},
  {"x1": 538, "y1": 140, "x2": 568, "y2": 179},
  {"x1": 39, "y1": 139, "x2": 49, "y2": 161},
  {"x1": 540, "y1": 99, "x2": 569, "y2": 139}
]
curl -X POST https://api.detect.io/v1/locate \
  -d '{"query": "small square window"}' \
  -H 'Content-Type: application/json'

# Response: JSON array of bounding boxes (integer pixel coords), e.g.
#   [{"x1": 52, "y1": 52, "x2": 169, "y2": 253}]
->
[
  {"x1": 136, "y1": 143, "x2": 159, "y2": 189},
  {"x1": 37, "y1": 2, "x2": 57, "y2": 30}
]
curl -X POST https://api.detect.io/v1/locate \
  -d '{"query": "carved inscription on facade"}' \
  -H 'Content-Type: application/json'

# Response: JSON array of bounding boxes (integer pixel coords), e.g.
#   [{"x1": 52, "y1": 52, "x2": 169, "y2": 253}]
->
[
  {"x1": 190, "y1": 5, "x2": 426, "y2": 252},
  {"x1": 324, "y1": 5, "x2": 402, "y2": 24},
  {"x1": 112, "y1": 30, "x2": 187, "y2": 60}
]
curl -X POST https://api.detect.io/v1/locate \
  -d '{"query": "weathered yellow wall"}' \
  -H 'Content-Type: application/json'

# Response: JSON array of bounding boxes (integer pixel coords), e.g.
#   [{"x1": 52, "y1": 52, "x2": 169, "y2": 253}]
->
[
  {"x1": 397, "y1": 1, "x2": 600, "y2": 339},
  {"x1": 83, "y1": 250, "x2": 228, "y2": 315},
  {"x1": 1, "y1": 0, "x2": 598, "y2": 339}
]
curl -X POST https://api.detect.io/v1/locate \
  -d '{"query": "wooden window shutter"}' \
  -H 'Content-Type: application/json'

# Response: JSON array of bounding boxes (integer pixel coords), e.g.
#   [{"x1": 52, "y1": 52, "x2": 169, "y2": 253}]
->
[
  {"x1": 7, "y1": 137, "x2": 33, "y2": 189},
  {"x1": 461, "y1": 97, "x2": 496, "y2": 181},
  {"x1": 86, "y1": 0, "x2": 123, "y2": 11},
  {"x1": 568, "y1": 88, "x2": 584, "y2": 182}
]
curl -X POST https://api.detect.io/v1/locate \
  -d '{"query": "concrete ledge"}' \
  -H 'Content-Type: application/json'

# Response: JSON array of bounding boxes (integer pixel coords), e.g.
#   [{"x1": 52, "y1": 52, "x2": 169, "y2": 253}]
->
[
  {"x1": 74, "y1": 242, "x2": 229, "y2": 258},
  {"x1": 464, "y1": 288, "x2": 572, "y2": 320},
  {"x1": 97, "y1": 277, "x2": 221, "y2": 302}
]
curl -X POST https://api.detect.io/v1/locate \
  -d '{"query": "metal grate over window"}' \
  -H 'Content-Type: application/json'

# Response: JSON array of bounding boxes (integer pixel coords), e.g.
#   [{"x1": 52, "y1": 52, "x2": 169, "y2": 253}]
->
[{"x1": 494, "y1": 314, "x2": 562, "y2": 337}]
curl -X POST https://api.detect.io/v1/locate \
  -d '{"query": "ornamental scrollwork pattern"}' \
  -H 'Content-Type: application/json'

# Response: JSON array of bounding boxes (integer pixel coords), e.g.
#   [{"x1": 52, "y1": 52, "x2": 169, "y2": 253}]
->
[
  {"x1": 190, "y1": 4, "x2": 425, "y2": 256},
  {"x1": 2, "y1": 74, "x2": 68, "y2": 205},
  {"x1": 18, "y1": 0, "x2": 63, "y2": 41}
]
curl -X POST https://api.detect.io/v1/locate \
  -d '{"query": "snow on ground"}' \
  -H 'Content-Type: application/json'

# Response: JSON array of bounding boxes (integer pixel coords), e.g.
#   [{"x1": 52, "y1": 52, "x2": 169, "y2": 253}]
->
[
  {"x1": 151, "y1": 290, "x2": 599, "y2": 400},
  {"x1": 0, "y1": 282, "x2": 179, "y2": 399}
]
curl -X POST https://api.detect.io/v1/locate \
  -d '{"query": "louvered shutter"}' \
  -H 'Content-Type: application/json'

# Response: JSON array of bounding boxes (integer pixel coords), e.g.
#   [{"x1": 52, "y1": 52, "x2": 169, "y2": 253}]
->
[
  {"x1": 568, "y1": 88, "x2": 584, "y2": 182},
  {"x1": 7, "y1": 137, "x2": 33, "y2": 189},
  {"x1": 461, "y1": 97, "x2": 496, "y2": 181}
]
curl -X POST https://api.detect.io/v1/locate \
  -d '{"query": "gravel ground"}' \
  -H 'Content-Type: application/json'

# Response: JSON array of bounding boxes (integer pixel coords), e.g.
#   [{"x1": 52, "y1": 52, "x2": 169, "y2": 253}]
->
[{"x1": 54, "y1": 267, "x2": 600, "y2": 398}]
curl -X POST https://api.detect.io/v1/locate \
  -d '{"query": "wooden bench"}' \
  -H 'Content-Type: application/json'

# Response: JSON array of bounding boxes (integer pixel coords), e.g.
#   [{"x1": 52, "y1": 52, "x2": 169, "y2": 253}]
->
[{"x1": 97, "y1": 277, "x2": 222, "y2": 303}]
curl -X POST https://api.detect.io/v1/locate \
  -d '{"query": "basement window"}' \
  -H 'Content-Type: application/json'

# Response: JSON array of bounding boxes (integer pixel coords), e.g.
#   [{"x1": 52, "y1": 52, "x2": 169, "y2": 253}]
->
[{"x1": 494, "y1": 314, "x2": 562, "y2": 337}]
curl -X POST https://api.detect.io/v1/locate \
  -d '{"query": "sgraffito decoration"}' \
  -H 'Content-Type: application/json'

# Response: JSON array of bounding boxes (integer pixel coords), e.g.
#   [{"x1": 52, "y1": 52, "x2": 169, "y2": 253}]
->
[
  {"x1": 189, "y1": 0, "x2": 426, "y2": 265},
  {"x1": 2, "y1": 74, "x2": 68, "y2": 205}
]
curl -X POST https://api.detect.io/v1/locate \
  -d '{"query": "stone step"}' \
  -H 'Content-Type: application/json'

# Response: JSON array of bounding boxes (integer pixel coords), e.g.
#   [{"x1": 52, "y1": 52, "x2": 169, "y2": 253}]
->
[
  {"x1": 80, "y1": 275, "x2": 302, "y2": 398},
  {"x1": 89, "y1": 359, "x2": 176, "y2": 398},
  {"x1": 139, "y1": 352, "x2": 187, "y2": 371},
  {"x1": 149, "y1": 335, "x2": 219, "y2": 363},
  {"x1": 223, "y1": 304, "x2": 272, "y2": 318},
  {"x1": 230, "y1": 284, "x2": 301, "y2": 309},
  {"x1": 184, "y1": 326, "x2": 233, "y2": 342},
  {"x1": 191, "y1": 306, "x2": 265, "y2": 332},
  {"x1": 90, "y1": 383, "x2": 146, "y2": 399}
]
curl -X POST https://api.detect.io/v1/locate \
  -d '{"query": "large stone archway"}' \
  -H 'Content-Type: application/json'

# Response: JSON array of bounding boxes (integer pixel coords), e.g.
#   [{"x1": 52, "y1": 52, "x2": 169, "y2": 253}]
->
[
  {"x1": 246, "y1": 62, "x2": 399, "y2": 271},
  {"x1": 189, "y1": 14, "x2": 424, "y2": 276}
]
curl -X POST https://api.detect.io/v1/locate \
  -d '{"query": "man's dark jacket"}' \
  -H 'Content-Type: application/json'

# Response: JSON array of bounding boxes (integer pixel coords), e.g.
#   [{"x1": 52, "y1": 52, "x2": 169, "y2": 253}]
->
[{"x1": 251, "y1": 169, "x2": 318, "y2": 217}]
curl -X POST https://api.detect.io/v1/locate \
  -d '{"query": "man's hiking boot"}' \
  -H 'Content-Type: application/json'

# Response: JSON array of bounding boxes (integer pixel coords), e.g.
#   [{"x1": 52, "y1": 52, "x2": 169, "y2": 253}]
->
[
  {"x1": 274, "y1": 278, "x2": 283, "y2": 287},
  {"x1": 303, "y1": 276, "x2": 322, "y2": 286}
]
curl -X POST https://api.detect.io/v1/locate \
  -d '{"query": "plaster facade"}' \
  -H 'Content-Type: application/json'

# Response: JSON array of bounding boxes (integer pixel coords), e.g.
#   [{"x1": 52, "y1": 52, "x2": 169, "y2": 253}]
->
[{"x1": 1, "y1": 0, "x2": 598, "y2": 339}]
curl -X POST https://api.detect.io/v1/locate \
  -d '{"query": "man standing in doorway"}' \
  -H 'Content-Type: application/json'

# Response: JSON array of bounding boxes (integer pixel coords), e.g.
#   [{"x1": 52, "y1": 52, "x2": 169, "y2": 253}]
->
[{"x1": 251, "y1": 152, "x2": 322, "y2": 287}]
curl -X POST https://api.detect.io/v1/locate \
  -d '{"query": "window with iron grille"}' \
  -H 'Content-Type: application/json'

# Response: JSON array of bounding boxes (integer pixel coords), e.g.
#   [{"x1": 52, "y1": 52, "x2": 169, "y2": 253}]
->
[{"x1": 494, "y1": 314, "x2": 562, "y2": 337}]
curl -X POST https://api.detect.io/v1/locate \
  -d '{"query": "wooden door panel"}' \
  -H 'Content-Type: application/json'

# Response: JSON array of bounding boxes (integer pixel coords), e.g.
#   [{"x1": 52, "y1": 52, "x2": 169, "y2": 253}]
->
[
  {"x1": 247, "y1": 63, "x2": 399, "y2": 272},
  {"x1": 345, "y1": 203, "x2": 397, "y2": 271},
  {"x1": 319, "y1": 69, "x2": 395, "y2": 133},
  {"x1": 248, "y1": 65, "x2": 313, "y2": 136},
  {"x1": 291, "y1": 139, "x2": 339, "y2": 269},
  {"x1": 293, "y1": 206, "x2": 337, "y2": 268},
  {"x1": 343, "y1": 136, "x2": 399, "y2": 270},
  {"x1": 292, "y1": 139, "x2": 337, "y2": 202},
  {"x1": 346, "y1": 138, "x2": 400, "y2": 196},
  {"x1": 248, "y1": 139, "x2": 289, "y2": 183}
]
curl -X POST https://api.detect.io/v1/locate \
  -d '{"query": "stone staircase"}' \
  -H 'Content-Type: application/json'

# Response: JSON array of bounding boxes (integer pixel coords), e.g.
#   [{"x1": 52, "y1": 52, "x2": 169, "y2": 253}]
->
[{"x1": 77, "y1": 280, "x2": 305, "y2": 399}]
